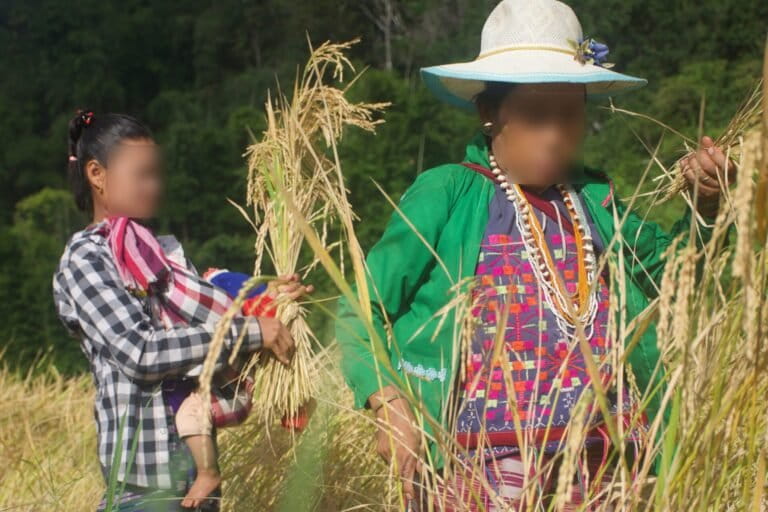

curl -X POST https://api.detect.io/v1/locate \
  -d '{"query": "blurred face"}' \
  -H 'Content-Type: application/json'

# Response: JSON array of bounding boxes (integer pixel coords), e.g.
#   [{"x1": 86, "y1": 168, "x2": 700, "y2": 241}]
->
[
  {"x1": 480, "y1": 83, "x2": 586, "y2": 188},
  {"x1": 87, "y1": 138, "x2": 162, "y2": 220}
]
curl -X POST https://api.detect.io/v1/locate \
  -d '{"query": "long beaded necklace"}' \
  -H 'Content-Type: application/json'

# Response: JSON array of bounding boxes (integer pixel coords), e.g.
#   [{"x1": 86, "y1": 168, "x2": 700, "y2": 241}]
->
[{"x1": 488, "y1": 152, "x2": 599, "y2": 340}]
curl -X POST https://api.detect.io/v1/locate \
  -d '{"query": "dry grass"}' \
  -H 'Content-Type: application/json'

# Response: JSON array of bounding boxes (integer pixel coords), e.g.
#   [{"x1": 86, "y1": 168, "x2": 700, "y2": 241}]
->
[
  {"x1": 0, "y1": 350, "x2": 392, "y2": 511},
  {"x1": 0, "y1": 358, "x2": 102, "y2": 511}
]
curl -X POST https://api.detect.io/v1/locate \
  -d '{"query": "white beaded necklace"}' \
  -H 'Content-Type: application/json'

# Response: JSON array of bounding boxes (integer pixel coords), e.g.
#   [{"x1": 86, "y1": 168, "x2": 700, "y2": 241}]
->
[{"x1": 489, "y1": 152, "x2": 600, "y2": 340}]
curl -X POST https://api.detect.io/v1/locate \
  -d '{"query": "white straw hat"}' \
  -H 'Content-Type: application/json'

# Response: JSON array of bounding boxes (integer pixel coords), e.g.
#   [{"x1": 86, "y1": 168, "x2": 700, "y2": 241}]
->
[{"x1": 421, "y1": 0, "x2": 647, "y2": 110}]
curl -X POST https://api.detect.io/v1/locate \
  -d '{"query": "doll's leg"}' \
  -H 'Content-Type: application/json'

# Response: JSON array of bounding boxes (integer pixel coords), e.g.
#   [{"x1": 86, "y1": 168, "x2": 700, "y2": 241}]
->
[{"x1": 176, "y1": 391, "x2": 221, "y2": 509}]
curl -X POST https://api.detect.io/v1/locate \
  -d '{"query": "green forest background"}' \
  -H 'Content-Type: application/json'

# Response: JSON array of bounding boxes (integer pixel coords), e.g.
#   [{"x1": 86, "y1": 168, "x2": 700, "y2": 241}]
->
[{"x1": 1, "y1": 0, "x2": 766, "y2": 374}]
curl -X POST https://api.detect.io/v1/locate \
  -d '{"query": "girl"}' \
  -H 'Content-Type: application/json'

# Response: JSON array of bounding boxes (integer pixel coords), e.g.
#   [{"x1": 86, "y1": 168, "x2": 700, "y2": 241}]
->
[
  {"x1": 53, "y1": 110, "x2": 310, "y2": 511},
  {"x1": 336, "y1": 0, "x2": 735, "y2": 509}
]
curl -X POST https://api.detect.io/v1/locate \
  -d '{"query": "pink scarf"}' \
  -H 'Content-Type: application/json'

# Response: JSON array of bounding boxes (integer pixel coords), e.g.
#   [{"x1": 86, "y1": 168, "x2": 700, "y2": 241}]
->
[{"x1": 100, "y1": 216, "x2": 231, "y2": 328}]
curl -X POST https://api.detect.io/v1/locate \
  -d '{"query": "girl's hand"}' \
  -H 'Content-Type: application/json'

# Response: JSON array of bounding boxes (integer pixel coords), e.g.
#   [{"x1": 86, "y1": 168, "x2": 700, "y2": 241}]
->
[
  {"x1": 681, "y1": 136, "x2": 737, "y2": 218},
  {"x1": 268, "y1": 273, "x2": 314, "y2": 302},
  {"x1": 370, "y1": 387, "x2": 422, "y2": 501},
  {"x1": 256, "y1": 316, "x2": 295, "y2": 365},
  {"x1": 254, "y1": 275, "x2": 312, "y2": 365}
]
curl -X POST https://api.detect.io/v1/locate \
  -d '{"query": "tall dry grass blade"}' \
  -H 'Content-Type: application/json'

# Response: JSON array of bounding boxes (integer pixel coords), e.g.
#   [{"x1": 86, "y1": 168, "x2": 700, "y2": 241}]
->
[{"x1": 755, "y1": 36, "x2": 768, "y2": 243}]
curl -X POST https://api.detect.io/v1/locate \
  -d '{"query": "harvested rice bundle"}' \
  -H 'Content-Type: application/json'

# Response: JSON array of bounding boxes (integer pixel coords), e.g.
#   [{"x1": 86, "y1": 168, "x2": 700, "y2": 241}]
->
[{"x1": 239, "y1": 39, "x2": 388, "y2": 426}]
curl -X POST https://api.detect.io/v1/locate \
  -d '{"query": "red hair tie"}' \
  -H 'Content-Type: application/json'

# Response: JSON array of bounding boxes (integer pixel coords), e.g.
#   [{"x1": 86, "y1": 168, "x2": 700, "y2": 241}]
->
[{"x1": 79, "y1": 110, "x2": 94, "y2": 127}]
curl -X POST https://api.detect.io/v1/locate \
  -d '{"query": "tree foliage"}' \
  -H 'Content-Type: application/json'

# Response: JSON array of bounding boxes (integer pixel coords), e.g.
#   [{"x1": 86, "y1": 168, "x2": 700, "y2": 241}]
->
[{"x1": 0, "y1": 0, "x2": 764, "y2": 372}]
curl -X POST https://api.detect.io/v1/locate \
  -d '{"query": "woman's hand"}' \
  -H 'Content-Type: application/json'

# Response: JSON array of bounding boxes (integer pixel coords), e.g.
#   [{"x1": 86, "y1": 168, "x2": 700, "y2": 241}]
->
[
  {"x1": 370, "y1": 386, "x2": 422, "y2": 500},
  {"x1": 256, "y1": 274, "x2": 313, "y2": 365},
  {"x1": 681, "y1": 135, "x2": 737, "y2": 218},
  {"x1": 256, "y1": 316, "x2": 295, "y2": 365}
]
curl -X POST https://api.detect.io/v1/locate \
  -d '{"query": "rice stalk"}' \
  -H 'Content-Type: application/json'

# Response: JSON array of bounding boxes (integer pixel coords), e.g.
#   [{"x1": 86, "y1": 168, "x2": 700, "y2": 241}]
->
[
  {"x1": 754, "y1": 37, "x2": 768, "y2": 243},
  {"x1": 608, "y1": 81, "x2": 764, "y2": 205}
]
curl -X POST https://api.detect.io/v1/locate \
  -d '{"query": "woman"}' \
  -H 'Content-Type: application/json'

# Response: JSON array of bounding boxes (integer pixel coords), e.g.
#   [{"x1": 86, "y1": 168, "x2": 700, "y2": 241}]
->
[
  {"x1": 53, "y1": 111, "x2": 308, "y2": 511},
  {"x1": 336, "y1": 0, "x2": 733, "y2": 509}
]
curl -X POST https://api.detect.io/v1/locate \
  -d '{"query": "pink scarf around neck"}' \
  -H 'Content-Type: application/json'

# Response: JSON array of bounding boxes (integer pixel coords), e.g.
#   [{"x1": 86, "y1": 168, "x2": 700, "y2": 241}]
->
[{"x1": 99, "y1": 216, "x2": 231, "y2": 328}]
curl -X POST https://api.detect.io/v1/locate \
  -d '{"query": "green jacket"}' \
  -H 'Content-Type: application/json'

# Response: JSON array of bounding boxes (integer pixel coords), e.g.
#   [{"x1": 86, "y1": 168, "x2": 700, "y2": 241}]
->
[{"x1": 336, "y1": 134, "x2": 703, "y2": 465}]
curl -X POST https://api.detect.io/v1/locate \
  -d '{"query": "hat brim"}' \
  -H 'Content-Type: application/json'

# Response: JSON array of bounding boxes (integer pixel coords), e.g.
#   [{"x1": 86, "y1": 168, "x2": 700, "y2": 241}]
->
[{"x1": 421, "y1": 48, "x2": 647, "y2": 110}]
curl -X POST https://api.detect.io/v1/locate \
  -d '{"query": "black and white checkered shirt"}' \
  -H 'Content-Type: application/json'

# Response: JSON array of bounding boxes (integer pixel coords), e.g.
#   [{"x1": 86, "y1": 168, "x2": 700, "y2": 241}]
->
[{"x1": 52, "y1": 224, "x2": 262, "y2": 490}]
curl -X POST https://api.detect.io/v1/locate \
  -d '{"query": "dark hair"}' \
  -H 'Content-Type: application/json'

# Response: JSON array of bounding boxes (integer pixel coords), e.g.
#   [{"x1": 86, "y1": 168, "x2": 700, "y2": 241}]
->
[
  {"x1": 67, "y1": 110, "x2": 153, "y2": 213},
  {"x1": 474, "y1": 82, "x2": 518, "y2": 114}
]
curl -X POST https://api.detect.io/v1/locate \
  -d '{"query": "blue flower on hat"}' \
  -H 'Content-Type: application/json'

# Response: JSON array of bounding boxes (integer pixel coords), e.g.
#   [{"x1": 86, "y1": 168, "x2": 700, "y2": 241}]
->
[{"x1": 568, "y1": 37, "x2": 615, "y2": 69}]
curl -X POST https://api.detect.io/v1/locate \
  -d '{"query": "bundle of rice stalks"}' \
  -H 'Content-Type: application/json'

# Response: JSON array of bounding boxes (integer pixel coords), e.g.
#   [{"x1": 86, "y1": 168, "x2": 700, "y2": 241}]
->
[
  {"x1": 242, "y1": 39, "x2": 388, "y2": 426},
  {"x1": 199, "y1": 39, "x2": 388, "y2": 430},
  {"x1": 661, "y1": 82, "x2": 763, "y2": 201}
]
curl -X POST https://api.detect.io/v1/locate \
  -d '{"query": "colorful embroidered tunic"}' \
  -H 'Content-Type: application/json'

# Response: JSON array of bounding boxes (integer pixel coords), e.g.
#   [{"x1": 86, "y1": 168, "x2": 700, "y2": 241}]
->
[{"x1": 456, "y1": 184, "x2": 632, "y2": 454}]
